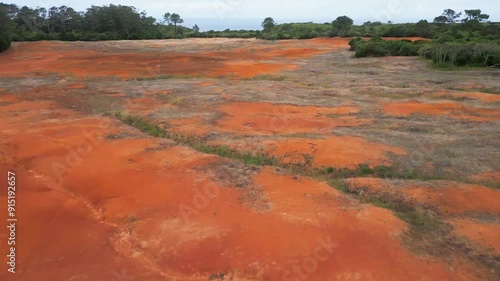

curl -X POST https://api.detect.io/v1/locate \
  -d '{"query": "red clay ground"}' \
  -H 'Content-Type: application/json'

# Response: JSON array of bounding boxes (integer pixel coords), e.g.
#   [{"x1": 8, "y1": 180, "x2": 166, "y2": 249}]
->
[
  {"x1": 0, "y1": 38, "x2": 350, "y2": 79},
  {"x1": 216, "y1": 102, "x2": 367, "y2": 135},
  {"x1": 0, "y1": 99, "x2": 475, "y2": 281},
  {"x1": 0, "y1": 38, "x2": 499, "y2": 281},
  {"x1": 383, "y1": 101, "x2": 500, "y2": 122}
]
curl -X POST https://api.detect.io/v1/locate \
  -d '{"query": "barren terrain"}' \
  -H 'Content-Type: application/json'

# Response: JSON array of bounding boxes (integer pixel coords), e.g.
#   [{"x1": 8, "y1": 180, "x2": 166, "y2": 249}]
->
[{"x1": 0, "y1": 38, "x2": 499, "y2": 281}]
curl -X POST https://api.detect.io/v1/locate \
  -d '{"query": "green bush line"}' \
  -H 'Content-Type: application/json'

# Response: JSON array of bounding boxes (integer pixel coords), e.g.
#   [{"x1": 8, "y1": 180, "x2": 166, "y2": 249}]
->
[
  {"x1": 349, "y1": 37, "x2": 428, "y2": 57},
  {"x1": 350, "y1": 37, "x2": 500, "y2": 68},
  {"x1": 419, "y1": 42, "x2": 500, "y2": 67}
]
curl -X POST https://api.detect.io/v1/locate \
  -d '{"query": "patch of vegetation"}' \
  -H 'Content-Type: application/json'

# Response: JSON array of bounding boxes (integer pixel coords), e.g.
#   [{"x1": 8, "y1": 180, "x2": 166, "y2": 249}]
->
[
  {"x1": 154, "y1": 94, "x2": 185, "y2": 105},
  {"x1": 0, "y1": 5, "x2": 12, "y2": 52},
  {"x1": 348, "y1": 187, "x2": 445, "y2": 236},
  {"x1": 465, "y1": 180, "x2": 500, "y2": 190},
  {"x1": 428, "y1": 94, "x2": 472, "y2": 102},
  {"x1": 315, "y1": 164, "x2": 400, "y2": 179},
  {"x1": 342, "y1": 184, "x2": 499, "y2": 277},
  {"x1": 259, "y1": 21, "x2": 332, "y2": 40},
  {"x1": 105, "y1": 116, "x2": 462, "y2": 185},
  {"x1": 250, "y1": 75, "x2": 287, "y2": 81},
  {"x1": 356, "y1": 90, "x2": 410, "y2": 100},
  {"x1": 198, "y1": 29, "x2": 261, "y2": 39},
  {"x1": 188, "y1": 142, "x2": 278, "y2": 166},
  {"x1": 112, "y1": 112, "x2": 277, "y2": 166},
  {"x1": 350, "y1": 37, "x2": 429, "y2": 57},
  {"x1": 112, "y1": 112, "x2": 167, "y2": 138},
  {"x1": 135, "y1": 74, "x2": 204, "y2": 81},
  {"x1": 208, "y1": 272, "x2": 226, "y2": 280},
  {"x1": 419, "y1": 42, "x2": 500, "y2": 67}
]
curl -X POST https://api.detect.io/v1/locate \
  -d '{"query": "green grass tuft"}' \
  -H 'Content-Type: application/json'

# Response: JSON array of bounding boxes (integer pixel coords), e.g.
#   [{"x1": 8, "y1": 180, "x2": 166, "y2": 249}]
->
[
  {"x1": 113, "y1": 112, "x2": 166, "y2": 138},
  {"x1": 112, "y1": 112, "x2": 277, "y2": 167}
]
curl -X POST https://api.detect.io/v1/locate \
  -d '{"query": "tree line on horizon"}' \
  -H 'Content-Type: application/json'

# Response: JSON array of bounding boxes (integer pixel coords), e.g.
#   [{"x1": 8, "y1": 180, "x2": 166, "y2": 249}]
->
[
  {"x1": 0, "y1": 3, "x2": 499, "y2": 56},
  {"x1": 259, "y1": 9, "x2": 497, "y2": 40}
]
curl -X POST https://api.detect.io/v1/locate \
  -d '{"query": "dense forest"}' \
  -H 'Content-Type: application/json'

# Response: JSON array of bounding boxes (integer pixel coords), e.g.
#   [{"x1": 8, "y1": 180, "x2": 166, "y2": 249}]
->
[
  {"x1": 0, "y1": 3, "x2": 499, "y2": 67},
  {"x1": 0, "y1": 3, "x2": 193, "y2": 43}
]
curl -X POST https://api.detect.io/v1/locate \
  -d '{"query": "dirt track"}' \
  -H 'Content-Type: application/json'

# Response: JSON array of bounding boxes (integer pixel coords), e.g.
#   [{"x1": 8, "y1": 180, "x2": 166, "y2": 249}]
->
[{"x1": 0, "y1": 38, "x2": 499, "y2": 281}]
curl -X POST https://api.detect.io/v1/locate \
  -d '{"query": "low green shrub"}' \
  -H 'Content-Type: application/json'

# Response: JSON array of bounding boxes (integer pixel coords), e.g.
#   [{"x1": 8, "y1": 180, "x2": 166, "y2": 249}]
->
[
  {"x1": 0, "y1": 33, "x2": 11, "y2": 52},
  {"x1": 350, "y1": 38, "x2": 428, "y2": 58},
  {"x1": 419, "y1": 41, "x2": 500, "y2": 67}
]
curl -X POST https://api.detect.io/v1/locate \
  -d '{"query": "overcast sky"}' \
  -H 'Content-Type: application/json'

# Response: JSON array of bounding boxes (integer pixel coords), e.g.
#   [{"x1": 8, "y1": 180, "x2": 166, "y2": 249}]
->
[{"x1": 5, "y1": 0, "x2": 500, "y2": 30}]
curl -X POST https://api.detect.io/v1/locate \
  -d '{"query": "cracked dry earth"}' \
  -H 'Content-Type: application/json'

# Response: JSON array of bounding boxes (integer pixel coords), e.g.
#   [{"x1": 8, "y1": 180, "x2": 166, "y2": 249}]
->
[{"x1": 0, "y1": 38, "x2": 499, "y2": 281}]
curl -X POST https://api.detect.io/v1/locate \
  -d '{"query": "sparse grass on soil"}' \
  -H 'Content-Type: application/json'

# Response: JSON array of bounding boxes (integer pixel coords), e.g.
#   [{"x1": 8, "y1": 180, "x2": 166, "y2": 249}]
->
[
  {"x1": 113, "y1": 112, "x2": 278, "y2": 166},
  {"x1": 113, "y1": 112, "x2": 167, "y2": 137},
  {"x1": 111, "y1": 110, "x2": 499, "y2": 279},
  {"x1": 134, "y1": 74, "x2": 206, "y2": 81},
  {"x1": 3, "y1": 39, "x2": 499, "y2": 281}
]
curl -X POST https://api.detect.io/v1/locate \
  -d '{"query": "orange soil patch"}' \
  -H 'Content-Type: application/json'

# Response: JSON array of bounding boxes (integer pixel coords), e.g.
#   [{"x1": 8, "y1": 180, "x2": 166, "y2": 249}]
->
[
  {"x1": 211, "y1": 60, "x2": 297, "y2": 78},
  {"x1": 195, "y1": 81, "x2": 215, "y2": 87},
  {"x1": 167, "y1": 116, "x2": 213, "y2": 136},
  {"x1": 0, "y1": 40, "x2": 341, "y2": 79},
  {"x1": 345, "y1": 178, "x2": 500, "y2": 215},
  {"x1": 306, "y1": 37, "x2": 353, "y2": 46},
  {"x1": 470, "y1": 170, "x2": 500, "y2": 183},
  {"x1": 383, "y1": 101, "x2": 500, "y2": 122},
  {"x1": 262, "y1": 47, "x2": 329, "y2": 58},
  {"x1": 217, "y1": 102, "x2": 370, "y2": 135},
  {"x1": 66, "y1": 83, "x2": 88, "y2": 89},
  {"x1": 262, "y1": 136, "x2": 407, "y2": 168},
  {"x1": 0, "y1": 98, "x2": 480, "y2": 281},
  {"x1": 0, "y1": 94, "x2": 20, "y2": 103},
  {"x1": 449, "y1": 219, "x2": 500, "y2": 254},
  {"x1": 432, "y1": 91, "x2": 500, "y2": 103}
]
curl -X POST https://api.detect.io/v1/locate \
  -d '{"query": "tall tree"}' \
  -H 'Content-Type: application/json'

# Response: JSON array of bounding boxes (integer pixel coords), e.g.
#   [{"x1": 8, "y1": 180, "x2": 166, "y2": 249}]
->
[
  {"x1": 415, "y1": 19, "x2": 432, "y2": 38},
  {"x1": 442, "y1": 9, "x2": 462, "y2": 24},
  {"x1": 170, "y1": 13, "x2": 183, "y2": 34},
  {"x1": 163, "y1": 12, "x2": 171, "y2": 25},
  {"x1": 0, "y1": 4, "x2": 12, "y2": 52},
  {"x1": 464, "y1": 9, "x2": 489, "y2": 22},
  {"x1": 433, "y1": 15, "x2": 448, "y2": 24},
  {"x1": 15, "y1": 6, "x2": 42, "y2": 33},
  {"x1": 332, "y1": 16, "x2": 353, "y2": 37},
  {"x1": 261, "y1": 17, "x2": 275, "y2": 32}
]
